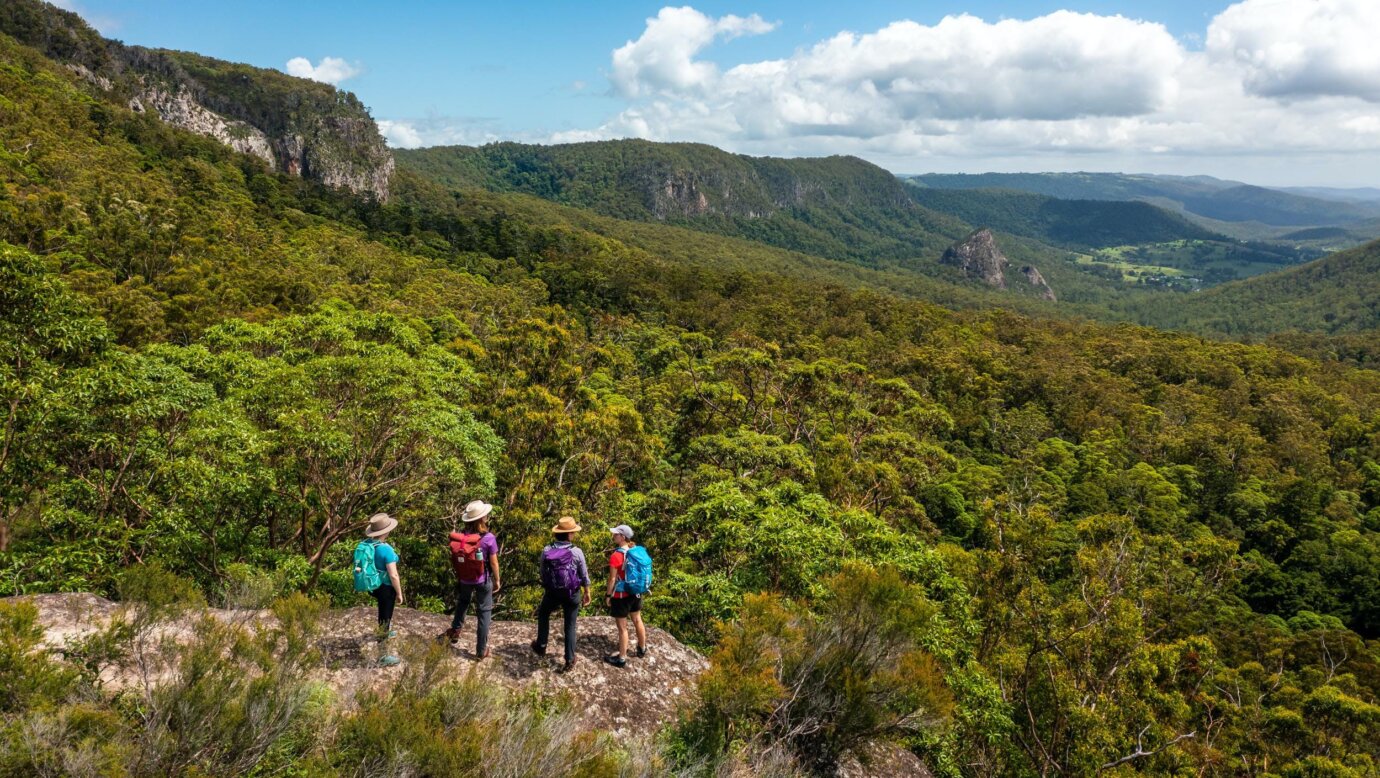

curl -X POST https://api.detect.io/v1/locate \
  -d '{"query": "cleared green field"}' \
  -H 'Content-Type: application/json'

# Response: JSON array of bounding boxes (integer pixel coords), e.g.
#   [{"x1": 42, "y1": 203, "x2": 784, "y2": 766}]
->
[{"x1": 1075, "y1": 239, "x2": 1313, "y2": 290}]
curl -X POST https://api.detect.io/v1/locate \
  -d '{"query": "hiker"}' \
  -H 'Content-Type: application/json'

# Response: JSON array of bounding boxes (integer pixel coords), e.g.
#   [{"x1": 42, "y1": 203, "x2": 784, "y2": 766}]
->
[
  {"x1": 353, "y1": 512, "x2": 403, "y2": 667},
  {"x1": 604, "y1": 524, "x2": 651, "y2": 668},
  {"x1": 439, "y1": 500, "x2": 501, "y2": 659},
  {"x1": 530, "y1": 515, "x2": 591, "y2": 673}
]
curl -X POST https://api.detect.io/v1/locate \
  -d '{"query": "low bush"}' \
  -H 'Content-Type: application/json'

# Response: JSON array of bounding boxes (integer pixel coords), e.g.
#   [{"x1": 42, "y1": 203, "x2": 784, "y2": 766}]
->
[{"x1": 674, "y1": 563, "x2": 954, "y2": 774}]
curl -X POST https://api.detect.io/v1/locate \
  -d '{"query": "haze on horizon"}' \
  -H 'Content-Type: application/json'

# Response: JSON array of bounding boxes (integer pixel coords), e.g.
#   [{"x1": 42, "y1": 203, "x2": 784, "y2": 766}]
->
[{"x1": 55, "y1": 0, "x2": 1380, "y2": 188}]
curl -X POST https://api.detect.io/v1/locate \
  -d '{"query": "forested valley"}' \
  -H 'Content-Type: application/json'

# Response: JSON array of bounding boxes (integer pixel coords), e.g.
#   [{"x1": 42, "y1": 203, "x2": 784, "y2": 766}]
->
[{"x1": 2, "y1": 3, "x2": 1380, "y2": 776}]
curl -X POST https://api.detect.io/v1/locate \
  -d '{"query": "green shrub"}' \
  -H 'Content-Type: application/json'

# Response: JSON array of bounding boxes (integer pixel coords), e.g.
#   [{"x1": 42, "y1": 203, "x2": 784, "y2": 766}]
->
[
  {"x1": 0, "y1": 601, "x2": 78, "y2": 713},
  {"x1": 675, "y1": 563, "x2": 954, "y2": 773}
]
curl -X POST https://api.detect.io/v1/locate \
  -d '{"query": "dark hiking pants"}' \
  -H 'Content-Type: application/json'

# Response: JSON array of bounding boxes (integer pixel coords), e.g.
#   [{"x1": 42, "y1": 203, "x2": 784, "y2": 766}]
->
[
  {"x1": 534, "y1": 588, "x2": 579, "y2": 664},
  {"x1": 450, "y1": 579, "x2": 494, "y2": 655}
]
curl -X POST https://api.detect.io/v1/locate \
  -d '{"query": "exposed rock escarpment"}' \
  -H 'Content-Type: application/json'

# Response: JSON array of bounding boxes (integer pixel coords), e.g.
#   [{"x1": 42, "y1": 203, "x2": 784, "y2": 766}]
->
[
  {"x1": 942, "y1": 228, "x2": 1009, "y2": 288},
  {"x1": 13, "y1": 593, "x2": 931, "y2": 776},
  {"x1": 14, "y1": 592, "x2": 705, "y2": 738},
  {"x1": 3, "y1": 0, "x2": 394, "y2": 201},
  {"x1": 1020, "y1": 264, "x2": 1057, "y2": 301},
  {"x1": 128, "y1": 86, "x2": 276, "y2": 166}
]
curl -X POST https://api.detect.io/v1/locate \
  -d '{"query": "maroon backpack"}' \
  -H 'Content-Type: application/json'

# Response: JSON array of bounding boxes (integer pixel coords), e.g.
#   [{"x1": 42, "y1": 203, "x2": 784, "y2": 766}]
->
[{"x1": 448, "y1": 531, "x2": 487, "y2": 582}]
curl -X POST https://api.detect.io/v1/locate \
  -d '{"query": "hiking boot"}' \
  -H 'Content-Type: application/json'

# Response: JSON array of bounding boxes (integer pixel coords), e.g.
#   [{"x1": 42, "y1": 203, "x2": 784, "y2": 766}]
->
[
  {"x1": 379, "y1": 654, "x2": 401, "y2": 667},
  {"x1": 529, "y1": 641, "x2": 546, "y2": 656},
  {"x1": 635, "y1": 645, "x2": 646, "y2": 658},
  {"x1": 437, "y1": 628, "x2": 460, "y2": 645},
  {"x1": 604, "y1": 655, "x2": 627, "y2": 668},
  {"x1": 556, "y1": 659, "x2": 576, "y2": 674}
]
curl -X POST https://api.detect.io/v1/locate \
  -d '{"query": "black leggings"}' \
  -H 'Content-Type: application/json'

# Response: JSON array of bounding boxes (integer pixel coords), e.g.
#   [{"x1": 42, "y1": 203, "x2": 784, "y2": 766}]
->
[{"x1": 372, "y1": 584, "x2": 397, "y2": 628}]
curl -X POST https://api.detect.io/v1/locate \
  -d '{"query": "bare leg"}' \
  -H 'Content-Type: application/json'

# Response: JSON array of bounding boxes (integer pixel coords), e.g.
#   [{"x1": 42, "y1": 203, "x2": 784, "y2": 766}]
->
[
  {"x1": 615, "y1": 616, "x2": 629, "y2": 658},
  {"x1": 631, "y1": 611, "x2": 647, "y2": 651}
]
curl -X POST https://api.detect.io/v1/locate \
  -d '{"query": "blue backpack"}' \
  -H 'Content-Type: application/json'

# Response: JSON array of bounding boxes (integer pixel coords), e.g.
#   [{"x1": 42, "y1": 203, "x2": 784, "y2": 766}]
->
[
  {"x1": 617, "y1": 545, "x2": 653, "y2": 597},
  {"x1": 352, "y1": 539, "x2": 385, "y2": 592},
  {"x1": 541, "y1": 545, "x2": 583, "y2": 600}
]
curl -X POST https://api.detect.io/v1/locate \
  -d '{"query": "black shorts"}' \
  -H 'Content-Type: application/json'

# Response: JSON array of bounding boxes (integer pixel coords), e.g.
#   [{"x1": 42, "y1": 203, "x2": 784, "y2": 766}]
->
[{"x1": 609, "y1": 595, "x2": 642, "y2": 618}]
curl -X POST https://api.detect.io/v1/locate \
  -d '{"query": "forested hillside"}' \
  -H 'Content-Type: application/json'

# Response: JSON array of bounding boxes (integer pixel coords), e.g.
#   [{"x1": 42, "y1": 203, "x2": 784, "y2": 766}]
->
[
  {"x1": 3, "y1": 11, "x2": 1380, "y2": 778},
  {"x1": 1138, "y1": 238, "x2": 1380, "y2": 336},
  {"x1": 398, "y1": 139, "x2": 966, "y2": 266},
  {"x1": 905, "y1": 186, "x2": 1219, "y2": 248}
]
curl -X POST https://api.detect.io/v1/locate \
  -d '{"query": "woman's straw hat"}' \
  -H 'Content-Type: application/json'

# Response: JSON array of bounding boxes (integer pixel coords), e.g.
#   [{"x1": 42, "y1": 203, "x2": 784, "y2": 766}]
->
[
  {"x1": 551, "y1": 515, "x2": 582, "y2": 533},
  {"x1": 365, "y1": 512, "x2": 398, "y2": 537},
  {"x1": 461, "y1": 500, "x2": 493, "y2": 523}
]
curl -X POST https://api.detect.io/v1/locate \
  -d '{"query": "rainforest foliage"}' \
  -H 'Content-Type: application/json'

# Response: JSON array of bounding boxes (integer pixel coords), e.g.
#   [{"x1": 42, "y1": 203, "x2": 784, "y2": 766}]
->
[{"x1": 3, "y1": 21, "x2": 1380, "y2": 777}]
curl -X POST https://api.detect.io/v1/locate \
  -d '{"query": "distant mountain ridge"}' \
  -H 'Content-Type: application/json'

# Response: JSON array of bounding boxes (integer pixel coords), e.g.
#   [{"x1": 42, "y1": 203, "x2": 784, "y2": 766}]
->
[
  {"x1": 0, "y1": 0, "x2": 394, "y2": 199},
  {"x1": 1275, "y1": 186, "x2": 1380, "y2": 204},
  {"x1": 907, "y1": 172, "x2": 1380, "y2": 228},
  {"x1": 397, "y1": 140, "x2": 966, "y2": 266},
  {"x1": 905, "y1": 186, "x2": 1221, "y2": 248}
]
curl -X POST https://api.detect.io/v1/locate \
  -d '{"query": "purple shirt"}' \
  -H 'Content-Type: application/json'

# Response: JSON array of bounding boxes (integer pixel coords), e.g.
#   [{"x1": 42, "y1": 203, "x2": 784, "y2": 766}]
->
[{"x1": 460, "y1": 532, "x2": 500, "y2": 584}]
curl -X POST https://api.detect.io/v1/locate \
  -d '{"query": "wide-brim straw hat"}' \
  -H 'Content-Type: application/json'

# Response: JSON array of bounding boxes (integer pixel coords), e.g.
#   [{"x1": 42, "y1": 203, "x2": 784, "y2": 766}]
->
[
  {"x1": 461, "y1": 500, "x2": 493, "y2": 523},
  {"x1": 551, "y1": 515, "x2": 582, "y2": 534},
  {"x1": 366, "y1": 512, "x2": 398, "y2": 537}
]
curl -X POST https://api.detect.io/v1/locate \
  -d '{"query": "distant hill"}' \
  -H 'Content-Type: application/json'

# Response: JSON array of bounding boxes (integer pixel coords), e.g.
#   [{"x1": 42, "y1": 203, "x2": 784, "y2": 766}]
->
[
  {"x1": 397, "y1": 140, "x2": 967, "y2": 267},
  {"x1": 1138, "y1": 238, "x2": 1380, "y2": 335},
  {"x1": 1276, "y1": 186, "x2": 1380, "y2": 204},
  {"x1": 904, "y1": 186, "x2": 1220, "y2": 248},
  {"x1": 908, "y1": 172, "x2": 1380, "y2": 229},
  {"x1": 0, "y1": 0, "x2": 393, "y2": 198}
]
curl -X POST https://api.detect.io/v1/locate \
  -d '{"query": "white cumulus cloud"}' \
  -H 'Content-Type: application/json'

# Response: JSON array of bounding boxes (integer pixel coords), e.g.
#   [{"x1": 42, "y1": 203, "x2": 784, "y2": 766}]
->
[
  {"x1": 377, "y1": 120, "x2": 424, "y2": 149},
  {"x1": 1207, "y1": 0, "x2": 1380, "y2": 102},
  {"x1": 558, "y1": 3, "x2": 1380, "y2": 180},
  {"x1": 375, "y1": 116, "x2": 516, "y2": 149},
  {"x1": 611, "y1": 6, "x2": 776, "y2": 97},
  {"x1": 285, "y1": 56, "x2": 361, "y2": 86}
]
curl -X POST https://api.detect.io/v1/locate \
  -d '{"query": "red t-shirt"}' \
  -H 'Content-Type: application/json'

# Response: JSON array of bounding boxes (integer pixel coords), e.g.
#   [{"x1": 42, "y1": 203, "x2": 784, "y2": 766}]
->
[{"x1": 609, "y1": 549, "x2": 629, "y2": 599}]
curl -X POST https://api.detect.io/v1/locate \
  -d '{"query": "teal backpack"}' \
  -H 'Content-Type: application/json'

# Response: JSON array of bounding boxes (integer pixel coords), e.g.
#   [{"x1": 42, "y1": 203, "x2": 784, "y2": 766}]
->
[
  {"x1": 352, "y1": 539, "x2": 385, "y2": 592},
  {"x1": 617, "y1": 545, "x2": 654, "y2": 597}
]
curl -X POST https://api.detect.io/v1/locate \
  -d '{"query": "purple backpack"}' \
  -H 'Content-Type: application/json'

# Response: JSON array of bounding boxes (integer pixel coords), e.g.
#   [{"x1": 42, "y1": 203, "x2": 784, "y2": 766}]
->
[{"x1": 541, "y1": 545, "x2": 582, "y2": 599}]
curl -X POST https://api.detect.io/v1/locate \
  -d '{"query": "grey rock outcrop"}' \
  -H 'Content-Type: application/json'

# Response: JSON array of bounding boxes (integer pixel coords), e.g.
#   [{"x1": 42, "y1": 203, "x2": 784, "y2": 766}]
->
[
  {"x1": 14, "y1": 592, "x2": 704, "y2": 738},
  {"x1": 14, "y1": 593, "x2": 931, "y2": 776},
  {"x1": 942, "y1": 228, "x2": 1009, "y2": 288},
  {"x1": 129, "y1": 86, "x2": 276, "y2": 167},
  {"x1": 1020, "y1": 265, "x2": 1057, "y2": 301}
]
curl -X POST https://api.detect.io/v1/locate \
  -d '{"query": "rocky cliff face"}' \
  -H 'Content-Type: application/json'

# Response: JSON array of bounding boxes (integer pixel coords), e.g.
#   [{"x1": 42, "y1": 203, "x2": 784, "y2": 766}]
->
[
  {"x1": 3, "y1": 0, "x2": 394, "y2": 201},
  {"x1": 128, "y1": 86, "x2": 276, "y2": 166},
  {"x1": 942, "y1": 229, "x2": 1058, "y2": 301},
  {"x1": 638, "y1": 152, "x2": 911, "y2": 222},
  {"x1": 942, "y1": 228, "x2": 1010, "y2": 288},
  {"x1": 1020, "y1": 265, "x2": 1057, "y2": 301},
  {"x1": 655, "y1": 171, "x2": 713, "y2": 217}
]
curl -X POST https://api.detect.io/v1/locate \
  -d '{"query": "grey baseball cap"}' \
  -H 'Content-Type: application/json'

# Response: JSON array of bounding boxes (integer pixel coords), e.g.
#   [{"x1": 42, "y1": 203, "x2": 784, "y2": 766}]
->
[{"x1": 609, "y1": 524, "x2": 634, "y2": 540}]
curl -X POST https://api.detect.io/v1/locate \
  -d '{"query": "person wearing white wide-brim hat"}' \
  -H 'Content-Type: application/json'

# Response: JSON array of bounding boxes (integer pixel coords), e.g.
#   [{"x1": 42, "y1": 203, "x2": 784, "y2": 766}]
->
[{"x1": 438, "y1": 500, "x2": 501, "y2": 659}]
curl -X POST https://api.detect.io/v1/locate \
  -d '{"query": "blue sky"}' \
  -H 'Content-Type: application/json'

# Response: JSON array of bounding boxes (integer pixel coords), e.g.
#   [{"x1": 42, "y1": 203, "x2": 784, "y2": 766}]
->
[{"x1": 58, "y1": 1, "x2": 1380, "y2": 185}]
